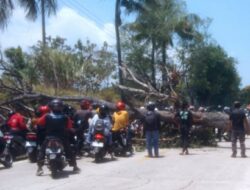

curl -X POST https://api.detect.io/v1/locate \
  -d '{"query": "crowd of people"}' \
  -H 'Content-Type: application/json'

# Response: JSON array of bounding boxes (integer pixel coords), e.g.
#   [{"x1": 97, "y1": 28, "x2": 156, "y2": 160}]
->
[{"x1": 0, "y1": 99, "x2": 249, "y2": 177}]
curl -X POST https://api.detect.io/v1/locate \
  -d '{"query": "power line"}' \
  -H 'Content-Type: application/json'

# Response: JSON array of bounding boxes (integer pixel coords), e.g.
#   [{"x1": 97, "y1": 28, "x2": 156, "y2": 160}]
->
[{"x1": 60, "y1": 0, "x2": 116, "y2": 40}]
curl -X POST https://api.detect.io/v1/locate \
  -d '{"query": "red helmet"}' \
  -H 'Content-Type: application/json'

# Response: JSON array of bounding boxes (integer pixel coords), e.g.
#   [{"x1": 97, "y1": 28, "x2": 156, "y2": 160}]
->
[
  {"x1": 116, "y1": 101, "x2": 125, "y2": 110},
  {"x1": 80, "y1": 100, "x2": 90, "y2": 110},
  {"x1": 39, "y1": 105, "x2": 50, "y2": 116}
]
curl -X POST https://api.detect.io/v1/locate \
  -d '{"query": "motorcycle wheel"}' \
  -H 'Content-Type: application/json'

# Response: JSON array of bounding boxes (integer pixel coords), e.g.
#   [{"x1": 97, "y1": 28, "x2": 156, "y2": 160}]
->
[
  {"x1": 3, "y1": 153, "x2": 13, "y2": 168},
  {"x1": 50, "y1": 164, "x2": 58, "y2": 178},
  {"x1": 94, "y1": 153, "x2": 100, "y2": 163},
  {"x1": 28, "y1": 150, "x2": 37, "y2": 163}
]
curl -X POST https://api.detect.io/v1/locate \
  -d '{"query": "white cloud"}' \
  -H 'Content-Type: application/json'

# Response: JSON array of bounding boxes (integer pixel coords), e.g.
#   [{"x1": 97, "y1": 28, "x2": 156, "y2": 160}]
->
[{"x1": 0, "y1": 7, "x2": 116, "y2": 51}]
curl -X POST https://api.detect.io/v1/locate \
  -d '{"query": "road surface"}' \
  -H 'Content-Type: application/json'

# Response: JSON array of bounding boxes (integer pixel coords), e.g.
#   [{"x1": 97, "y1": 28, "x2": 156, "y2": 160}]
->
[{"x1": 1, "y1": 139, "x2": 250, "y2": 190}]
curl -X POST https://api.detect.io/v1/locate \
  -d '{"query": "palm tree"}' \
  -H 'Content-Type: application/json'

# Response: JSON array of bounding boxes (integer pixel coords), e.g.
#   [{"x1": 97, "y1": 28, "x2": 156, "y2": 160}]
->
[
  {"x1": 115, "y1": 0, "x2": 124, "y2": 100},
  {"x1": 0, "y1": 0, "x2": 57, "y2": 46},
  {"x1": 122, "y1": 0, "x2": 185, "y2": 88},
  {"x1": 0, "y1": 0, "x2": 14, "y2": 29}
]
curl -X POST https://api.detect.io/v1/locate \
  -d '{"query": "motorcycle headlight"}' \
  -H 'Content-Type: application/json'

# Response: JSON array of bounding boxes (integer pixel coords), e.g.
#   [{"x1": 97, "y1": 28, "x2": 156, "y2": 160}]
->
[
  {"x1": 57, "y1": 148, "x2": 61, "y2": 154},
  {"x1": 46, "y1": 148, "x2": 52, "y2": 154},
  {"x1": 49, "y1": 153, "x2": 57, "y2": 159}
]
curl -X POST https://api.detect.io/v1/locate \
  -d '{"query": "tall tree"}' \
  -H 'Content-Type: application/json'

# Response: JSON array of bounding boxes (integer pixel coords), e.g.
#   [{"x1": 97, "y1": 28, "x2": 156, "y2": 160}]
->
[
  {"x1": 188, "y1": 44, "x2": 240, "y2": 106},
  {"x1": 122, "y1": 0, "x2": 185, "y2": 88},
  {"x1": 0, "y1": 0, "x2": 57, "y2": 46}
]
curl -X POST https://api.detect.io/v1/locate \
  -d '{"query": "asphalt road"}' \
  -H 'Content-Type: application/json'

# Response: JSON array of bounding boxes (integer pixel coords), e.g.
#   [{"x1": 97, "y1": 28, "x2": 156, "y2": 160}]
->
[{"x1": 1, "y1": 139, "x2": 250, "y2": 190}]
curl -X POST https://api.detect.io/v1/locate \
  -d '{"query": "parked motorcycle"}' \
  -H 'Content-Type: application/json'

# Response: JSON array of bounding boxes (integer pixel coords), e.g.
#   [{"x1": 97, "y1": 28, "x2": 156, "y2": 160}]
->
[
  {"x1": 3, "y1": 132, "x2": 26, "y2": 161},
  {"x1": 91, "y1": 120, "x2": 108, "y2": 162},
  {"x1": 72, "y1": 119, "x2": 90, "y2": 157},
  {"x1": 45, "y1": 137, "x2": 67, "y2": 178},
  {"x1": 0, "y1": 130, "x2": 13, "y2": 168},
  {"x1": 25, "y1": 132, "x2": 38, "y2": 163},
  {"x1": 113, "y1": 129, "x2": 133, "y2": 156}
]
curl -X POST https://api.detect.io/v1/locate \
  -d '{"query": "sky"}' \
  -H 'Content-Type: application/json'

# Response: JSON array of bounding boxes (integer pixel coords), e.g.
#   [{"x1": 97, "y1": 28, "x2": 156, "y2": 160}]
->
[{"x1": 0, "y1": 0, "x2": 249, "y2": 87}]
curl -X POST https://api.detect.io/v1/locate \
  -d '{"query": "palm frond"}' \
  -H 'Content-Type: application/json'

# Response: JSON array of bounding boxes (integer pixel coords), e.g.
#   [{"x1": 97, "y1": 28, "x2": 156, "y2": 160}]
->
[
  {"x1": 0, "y1": 0, "x2": 14, "y2": 29},
  {"x1": 18, "y1": 0, "x2": 38, "y2": 20}
]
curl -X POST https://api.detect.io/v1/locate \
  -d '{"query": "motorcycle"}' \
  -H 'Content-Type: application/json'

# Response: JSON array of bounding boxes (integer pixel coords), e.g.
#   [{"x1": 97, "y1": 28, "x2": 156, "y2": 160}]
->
[
  {"x1": 25, "y1": 132, "x2": 38, "y2": 163},
  {"x1": 112, "y1": 129, "x2": 134, "y2": 157},
  {"x1": 45, "y1": 137, "x2": 67, "y2": 178},
  {"x1": 91, "y1": 120, "x2": 108, "y2": 162},
  {"x1": 0, "y1": 130, "x2": 13, "y2": 168},
  {"x1": 72, "y1": 119, "x2": 90, "y2": 157},
  {"x1": 3, "y1": 132, "x2": 26, "y2": 161}
]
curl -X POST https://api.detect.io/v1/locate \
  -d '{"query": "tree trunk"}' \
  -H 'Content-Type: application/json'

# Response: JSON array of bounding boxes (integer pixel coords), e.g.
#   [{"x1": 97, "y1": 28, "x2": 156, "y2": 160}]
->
[
  {"x1": 115, "y1": 0, "x2": 124, "y2": 100},
  {"x1": 151, "y1": 38, "x2": 156, "y2": 88},
  {"x1": 41, "y1": 0, "x2": 46, "y2": 47}
]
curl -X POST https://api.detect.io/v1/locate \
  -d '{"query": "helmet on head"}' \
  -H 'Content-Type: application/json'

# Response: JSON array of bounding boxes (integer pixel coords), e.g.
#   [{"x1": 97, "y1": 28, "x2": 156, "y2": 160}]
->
[
  {"x1": 91, "y1": 102, "x2": 99, "y2": 110},
  {"x1": 8, "y1": 110, "x2": 15, "y2": 118},
  {"x1": 234, "y1": 101, "x2": 241, "y2": 108},
  {"x1": 188, "y1": 105, "x2": 195, "y2": 111},
  {"x1": 116, "y1": 101, "x2": 125, "y2": 111},
  {"x1": 39, "y1": 105, "x2": 50, "y2": 115},
  {"x1": 198, "y1": 106, "x2": 205, "y2": 112},
  {"x1": 80, "y1": 100, "x2": 90, "y2": 110},
  {"x1": 180, "y1": 101, "x2": 189, "y2": 110},
  {"x1": 63, "y1": 104, "x2": 75, "y2": 118},
  {"x1": 146, "y1": 101, "x2": 156, "y2": 111},
  {"x1": 49, "y1": 99, "x2": 64, "y2": 113},
  {"x1": 99, "y1": 104, "x2": 109, "y2": 116}
]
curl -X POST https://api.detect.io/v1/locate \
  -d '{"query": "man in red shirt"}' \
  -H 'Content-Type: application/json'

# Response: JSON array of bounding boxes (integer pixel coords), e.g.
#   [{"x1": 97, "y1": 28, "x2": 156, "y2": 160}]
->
[{"x1": 7, "y1": 111, "x2": 27, "y2": 139}]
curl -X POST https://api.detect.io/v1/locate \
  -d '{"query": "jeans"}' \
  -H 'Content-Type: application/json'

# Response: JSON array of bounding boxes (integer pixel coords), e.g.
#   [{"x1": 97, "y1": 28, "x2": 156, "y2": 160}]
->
[
  {"x1": 145, "y1": 130, "x2": 159, "y2": 157},
  {"x1": 231, "y1": 130, "x2": 246, "y2": 156}
]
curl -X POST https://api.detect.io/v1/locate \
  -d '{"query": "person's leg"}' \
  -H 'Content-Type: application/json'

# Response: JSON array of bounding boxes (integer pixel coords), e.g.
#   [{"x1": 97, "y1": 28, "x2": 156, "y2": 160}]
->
[
  {"x1": 152, "y1": 130, "x2": 159, "y2": 157},
  {"x1": 184, "y1": 129, "x2": 190, "y2": 154},
  {"x1": 36, "y1": 140, "x2": 47, "y2": 176},
  {"x1": 76, "y1": 129, "x2": 84, "y2": 156},
  {"x1": 64, "y1": 139, "x2": 80, "y2": 172},
  {"x1": 239, "y1": 131, "x2": 246, "y2": 157},
  {"x1": 180, "y1": 128, "x2": 185, "y2": 155},
  {"x1": 145, "y1": 131, "x2": 153, "y2": 157},
  {"x1": 231, "y1": 130, "x2": 237, "y2": 157}
]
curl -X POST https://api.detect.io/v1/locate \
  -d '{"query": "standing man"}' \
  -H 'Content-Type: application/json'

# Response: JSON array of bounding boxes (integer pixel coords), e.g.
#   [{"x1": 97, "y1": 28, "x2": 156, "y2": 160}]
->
[
  {"x1": 175, "y1": 101, "x2": 193, "y2": 155},
  {"x1": 229, "y1": 101, "x2": 249, "y2": 158},
  {"x1": 142, "y1": 101, "x2": 161, "y2": 158}
]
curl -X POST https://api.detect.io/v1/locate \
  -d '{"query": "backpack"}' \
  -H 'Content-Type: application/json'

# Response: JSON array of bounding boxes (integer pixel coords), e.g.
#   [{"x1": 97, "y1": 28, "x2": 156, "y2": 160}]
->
[
  {"x1": 179, "y1": 111, "x2": 191, "y2": 126},
  {"x1": 144, "y1": 111, "x2": 159, "y2": 131}
]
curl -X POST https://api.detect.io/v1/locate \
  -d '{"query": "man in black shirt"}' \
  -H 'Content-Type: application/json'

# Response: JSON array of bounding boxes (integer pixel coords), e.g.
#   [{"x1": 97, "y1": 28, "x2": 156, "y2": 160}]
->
[
  {"x1": 142, "y1": 102, "x2": 161, "y2": 157},
  {"x1": 229, "y1": 101, "x2": 249, "y2": 158},
  {"x1": 175, "y1": 101, "x2": 193, "y2": 155}
]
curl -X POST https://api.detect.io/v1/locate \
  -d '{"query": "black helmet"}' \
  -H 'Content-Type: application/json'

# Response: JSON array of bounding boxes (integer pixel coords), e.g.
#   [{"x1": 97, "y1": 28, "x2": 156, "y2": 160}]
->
[
  {"x1": 99, "y1": 104, "x2": 109, "y2": 116},
  {"x1": 8, "y1": 110, "x2": 15, "y2": 118},
  {"x1": 146, "y1": 101, "x2": 156, "y2": 111},
  {"x1": 63, "y1": 104, "x2": 75, "y2": 118},
  {"x1": 49, "y1": 99, "x2": 64, "y2": 113},
  {"x1": 234, "y1": 101, "x2": 241, "y2": 108}
]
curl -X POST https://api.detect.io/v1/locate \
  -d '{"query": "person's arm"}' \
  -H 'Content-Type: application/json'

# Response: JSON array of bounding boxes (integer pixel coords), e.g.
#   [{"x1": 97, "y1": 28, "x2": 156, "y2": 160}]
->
[
  {"x1": 37, "y1": 114, "x2": 47, "y2": 127},
  {"x1": 174, "y1": 112, "x2": 180, "y2": 130},
  {"x1": 18, "y1": 114, "x2": 28, "y2": 130},
  {"x1": 244, "y1": 117, "x2": 250, "y2": 135},
  {"x1": 226, "y1": 114, "x2": 233, "y2": 132}
]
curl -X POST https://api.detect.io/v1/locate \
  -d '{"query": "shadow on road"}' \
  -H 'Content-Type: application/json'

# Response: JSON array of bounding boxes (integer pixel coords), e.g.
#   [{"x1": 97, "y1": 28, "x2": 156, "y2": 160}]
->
[
  {"x1": 0, "y1": 166, "x2": 11, "y2": 170},
  {"x1": 91, "y1": 157, "x2": 118, "y2": 164},
  {"x1": 44, "y1": 170, "x2": 79, "y2": 180}
]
